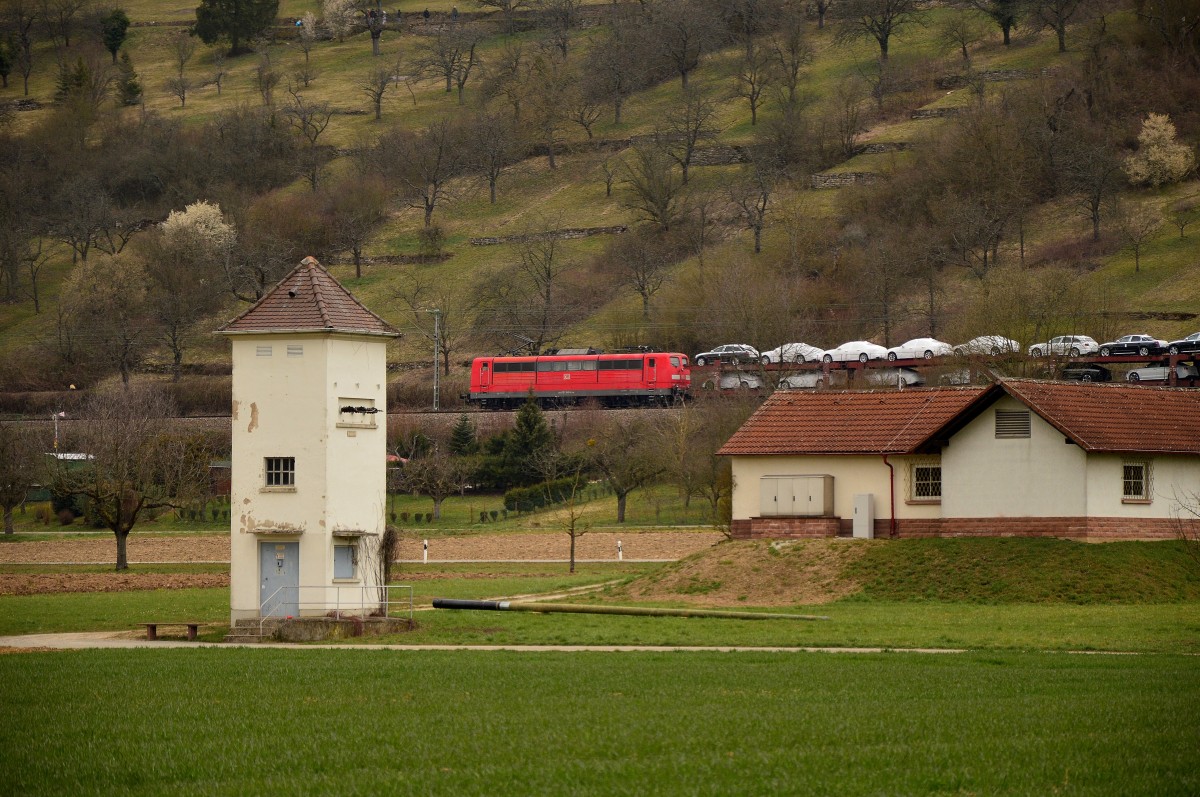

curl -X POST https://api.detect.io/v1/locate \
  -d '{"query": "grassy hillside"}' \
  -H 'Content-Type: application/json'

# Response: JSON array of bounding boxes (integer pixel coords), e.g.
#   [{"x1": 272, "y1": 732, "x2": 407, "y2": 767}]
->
[
  {"x1": 1, "y1": 0, "x2": 1198, "y2": 391},
  {"x1": 621, "y1": 538, "x2": 1200, "y2": 605}
]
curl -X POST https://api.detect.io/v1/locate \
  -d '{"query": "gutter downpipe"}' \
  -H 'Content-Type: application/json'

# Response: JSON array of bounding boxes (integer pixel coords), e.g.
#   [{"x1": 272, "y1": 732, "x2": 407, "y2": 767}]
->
[{"x1": 882, "y1": 453, "x2": 897, "y2": 538}]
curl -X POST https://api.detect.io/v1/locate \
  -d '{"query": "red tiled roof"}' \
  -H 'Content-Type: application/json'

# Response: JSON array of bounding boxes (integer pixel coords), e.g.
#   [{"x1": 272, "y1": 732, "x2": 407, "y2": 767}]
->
[
  {"x1": 717, "y1": 387, "x2": 990, "y2": 455},
  {"x1": 218, "y1": 257, "x2": 399, "y2": 337},
  {"x1": 1000, "y1": 380, "x2": 1200, "y2": 454}
]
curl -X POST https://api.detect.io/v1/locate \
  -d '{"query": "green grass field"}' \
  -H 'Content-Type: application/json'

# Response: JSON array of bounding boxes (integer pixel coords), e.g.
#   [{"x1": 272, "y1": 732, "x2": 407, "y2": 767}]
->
[{"x1": 1, "y1": 649, "x2": 1196, "y2": 795}]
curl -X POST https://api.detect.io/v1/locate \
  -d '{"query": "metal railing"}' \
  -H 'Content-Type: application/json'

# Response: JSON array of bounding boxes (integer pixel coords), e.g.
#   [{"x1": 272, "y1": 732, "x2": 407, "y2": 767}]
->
[{"x1": 258, "y1": 584, "x2": 414, "y2": 639}]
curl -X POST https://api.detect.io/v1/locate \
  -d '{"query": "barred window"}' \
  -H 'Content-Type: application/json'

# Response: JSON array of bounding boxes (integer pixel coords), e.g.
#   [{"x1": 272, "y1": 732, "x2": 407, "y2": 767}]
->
[
  {"x1": 995, "y1": 410, "x2": 1032, "y2": 439},
  {"x1": 265, "y1": 457, "x2": 295, "y2": 488},
  {"x1": 1122, "y1": 462, "x2": 1149, "y2": 501},
  {"x1": 912, "y1": 464, "x2": 942, "y2": 501}
]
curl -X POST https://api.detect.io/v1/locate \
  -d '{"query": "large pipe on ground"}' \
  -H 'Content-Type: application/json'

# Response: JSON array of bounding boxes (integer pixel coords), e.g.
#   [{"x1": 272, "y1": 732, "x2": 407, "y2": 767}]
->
[{"x1": 432, "y1": 598, "x2": 829, "y2": 621}]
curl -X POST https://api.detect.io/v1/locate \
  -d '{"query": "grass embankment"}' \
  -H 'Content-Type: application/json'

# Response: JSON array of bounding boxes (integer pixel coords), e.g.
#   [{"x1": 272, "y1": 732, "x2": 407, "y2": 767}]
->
[
  {"x1": 1, "y1": 649, "x2": 1197, "y2": 796},
  {"x1": 2, "y1": 539, "x2": 1198, "y2": 652}
]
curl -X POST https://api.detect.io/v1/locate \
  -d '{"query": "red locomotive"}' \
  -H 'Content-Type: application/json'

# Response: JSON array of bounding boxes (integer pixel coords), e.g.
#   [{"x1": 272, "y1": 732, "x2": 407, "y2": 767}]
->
[{"x1": 466, "y1": 352, "x2": 692, "y2": 408}]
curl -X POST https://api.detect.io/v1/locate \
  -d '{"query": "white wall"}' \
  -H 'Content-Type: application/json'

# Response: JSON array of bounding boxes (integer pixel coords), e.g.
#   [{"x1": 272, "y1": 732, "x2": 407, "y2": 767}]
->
[
  {"x1": 1085, "y1": 453, "x2": 1200, "y2": 519},
  {"x1": 940, "y1": 396, "x2": 1088, "y2": 518},
  {"x1": 228, "y1": 332, "x2": 389, "y2": 621},
  {"x1": 730, "y1": 454, "x2": 943, "y2": 523}
]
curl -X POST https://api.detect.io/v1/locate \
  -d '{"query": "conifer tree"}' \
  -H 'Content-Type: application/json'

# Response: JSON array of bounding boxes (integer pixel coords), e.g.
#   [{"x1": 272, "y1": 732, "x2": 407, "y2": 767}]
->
[{"x1": 449, "y1": 414, "x2": 479, "y2": 456}]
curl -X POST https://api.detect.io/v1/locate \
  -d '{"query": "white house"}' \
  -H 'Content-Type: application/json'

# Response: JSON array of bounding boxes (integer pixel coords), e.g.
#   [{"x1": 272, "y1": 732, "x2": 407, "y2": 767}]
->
[
  {"x1": 219, "y1": 257, "x2": 400, "y2": 622},
  {"x1": 719, "y1": 380, "x2": 1200, "y2": 541}
]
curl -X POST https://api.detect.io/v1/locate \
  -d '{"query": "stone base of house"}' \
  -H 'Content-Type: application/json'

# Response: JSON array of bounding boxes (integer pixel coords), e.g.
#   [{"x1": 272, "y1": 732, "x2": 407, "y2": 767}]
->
[{"x1": 731, "y1": 516, "x2": 1181, "y2": 542}]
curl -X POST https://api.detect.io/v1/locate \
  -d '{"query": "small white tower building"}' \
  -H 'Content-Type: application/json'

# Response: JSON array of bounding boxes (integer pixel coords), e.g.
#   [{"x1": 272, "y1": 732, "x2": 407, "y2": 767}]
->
[{"x1": 219, "y1": 257, "x2": 399, "y2": 623}]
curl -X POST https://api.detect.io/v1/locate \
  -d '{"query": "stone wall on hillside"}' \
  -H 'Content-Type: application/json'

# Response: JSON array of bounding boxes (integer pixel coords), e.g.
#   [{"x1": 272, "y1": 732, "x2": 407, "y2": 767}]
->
[
  {"x1": 470, "y1": 225, "x2": 628, "y2": 246},
  {"x1": 810, "y1": 172, "x2": 878, "y2": 189}
]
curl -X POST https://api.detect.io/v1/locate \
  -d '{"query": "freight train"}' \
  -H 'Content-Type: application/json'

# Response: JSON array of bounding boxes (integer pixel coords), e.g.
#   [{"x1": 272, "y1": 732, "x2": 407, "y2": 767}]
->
[{"x1": 465, "y1": 352, "x2": 692, "y2": 408}]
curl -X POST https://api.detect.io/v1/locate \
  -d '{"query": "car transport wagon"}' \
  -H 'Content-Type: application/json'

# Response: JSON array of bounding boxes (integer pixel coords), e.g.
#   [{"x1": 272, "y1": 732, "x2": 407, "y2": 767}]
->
[{"x1": 467, "y1": 352, "x2": 692, "y2": 408}]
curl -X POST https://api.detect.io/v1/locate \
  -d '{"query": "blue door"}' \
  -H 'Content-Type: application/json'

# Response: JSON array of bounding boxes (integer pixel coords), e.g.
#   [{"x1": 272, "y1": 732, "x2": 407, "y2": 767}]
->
[{"x1": 259, "y1": 542, "x2": 299, "y2": 617}]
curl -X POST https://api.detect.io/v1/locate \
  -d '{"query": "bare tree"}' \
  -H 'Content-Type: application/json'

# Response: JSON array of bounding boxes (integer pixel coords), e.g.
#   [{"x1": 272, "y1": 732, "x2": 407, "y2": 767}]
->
[
  {"x1": 60, "y1": 254, "x2": 151, "y2": 385},
  {"x1": 833, "y1": 0, "x2": 927, "y2": 62},
  {"x1": 728, "y1": 152, "x2": 776, "y2": 254},
  {"x1": 4, "y1": 0, "x2": 38, "y2": 96},
  {"x1": 660, "y1": 86, "x2": 720, "y2": 185},
  {"x1": 1114, "y1": 200, "x2": 1162, "y2": 273},
  {"x1": 653, "y1": 395, "x2": 757, "y2": 525},
  {"x1": 284, "y1": 88, "x2": 334, "y2": 190},
  {"x1": 377, "y1": 116, "x2": 466, "y2": 227},
  {"x1": 565, "y1": 75, "x2": 603, "y2": 140},
  {"x1": 362, "y1": 61, "x2": 398, "y2": 119},
  {"x1": 50, "y1": 385, "x2": 211, "y2": 570},
  {"x1": 967, "y1": 0, "x2": 1020, "y2": 45},
  {"x1": 210, "y1": 49, "x2": 227, "y2": 94},
  {"x1": 39, "y1": 0, "x2": 89, "y2": 51},
  {"x1": 537, "y1": 0, "x2": 578, "y2": 58},
  {"x1": 583, "y1": 15, "x2": 647, "y2": 124},
  {"x1": 607, "y1": 231, "x2": 671, "y2": 319},
  {"x1": 532, "y1": 446, "x2": 592, "y2": 573},
  {"x1": 767, "y1": 6, "x2": 812, "y2": 110},
  {"x1": 513, "y1": 228, "x2": 572, "y2": 351},
  {"x1": 811, "y1": 0, "x2": 833, "y2": 28},
  {"x1": 1168, "y1": 196, "x2": 1200, "y2": 239},
  {"x1": 621, "y1": 142, "x2": 687, "y2": 231},
  {"x1": 49, "y1": 175, "x2": 109, "y2": 264},
  {"x1": 1027, "y1": 0, "x2": 1088, "y2": 52},
  {"x1": 297, "y1": 10, "x2": 317, "y2": 65},
  {"x1": 938, "y1": 7, "x2": 987, "y2": 62},
  {"x1": 412, "y1": 23, "x2": 481, "y2": 104},
  {"x1": 0, "y1": 422, "x2": 45, "y2": 535},
  {"x1": 526, "y1": 45, "x2": 571, "y2": 169},
  {"x1": 325, "y1": 175, "x2": 388, "y2": 276},
  {"x1": 466, "y1": 109, "x2": 521, "y2": 204},
  {"x1": 584, "y1": 413, "x2": 663, "y2": 523},
  {"x1": 254, "y1": 56, "x2": 280, "y2": 106},
  {"x1": 481, "y1": 41, "x2": 531, "y2": 122},
  {"x1": 164, "y1": 31, "x2": 196, "y2": 106},
  {"x1": 357, "y1": 0, "x2": 387, "y2": 56},
  {"x1": 1170, "y1": 486, "x2": 1200, "y2": 572},
  {"x1": 1061, "y1": 130, "x2": 1124, "y2": 242},
  {"x1": 146, "y1": 201, "x2": 235, "y2": 380},
  {"x1": 733, "y1": 41, "x2": 771, "y2": 125},
  {"x1": 646, "y1": 0, "x2": 723, "y2": 89},
  {"x1": 393, "y1": 272, "x2": 472, "y2": 375},
  {"x1": 400, "y1": 447, "x2": 474, "y2": 519}
]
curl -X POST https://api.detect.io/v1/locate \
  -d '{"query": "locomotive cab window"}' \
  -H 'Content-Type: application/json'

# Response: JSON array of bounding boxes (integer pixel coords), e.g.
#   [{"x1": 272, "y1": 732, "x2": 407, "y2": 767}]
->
[{"x1": 670, "y1": 356, "x2": 681, "y2": 367}]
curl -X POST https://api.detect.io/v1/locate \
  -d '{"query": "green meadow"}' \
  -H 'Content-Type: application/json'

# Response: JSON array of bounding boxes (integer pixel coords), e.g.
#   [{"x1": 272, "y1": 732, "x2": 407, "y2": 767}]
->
[{"x1": 1, "y1": 649, "x2": 1197, "y2": 796}]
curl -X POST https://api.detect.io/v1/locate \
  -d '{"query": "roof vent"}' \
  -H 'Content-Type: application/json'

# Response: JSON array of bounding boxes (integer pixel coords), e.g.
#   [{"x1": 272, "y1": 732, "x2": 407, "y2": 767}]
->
[{"x1": 288, "y1": 289, "x2": 297, "y2": 298}]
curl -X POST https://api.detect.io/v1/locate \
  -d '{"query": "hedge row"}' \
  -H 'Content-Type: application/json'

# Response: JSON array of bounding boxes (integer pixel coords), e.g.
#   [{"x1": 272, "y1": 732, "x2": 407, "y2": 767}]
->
[{"x1": 503, "y1": 478, "x2": 582, "y2": 512}]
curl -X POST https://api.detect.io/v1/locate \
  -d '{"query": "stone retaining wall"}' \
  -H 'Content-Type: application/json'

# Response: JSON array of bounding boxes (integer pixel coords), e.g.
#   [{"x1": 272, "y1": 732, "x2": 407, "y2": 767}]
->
[
  {"x1": 810, "y1": 172, "x2": 877, "y2": 189},
  {"x1": 470, "y1": 225, "x2": 627, "y2": 246}
]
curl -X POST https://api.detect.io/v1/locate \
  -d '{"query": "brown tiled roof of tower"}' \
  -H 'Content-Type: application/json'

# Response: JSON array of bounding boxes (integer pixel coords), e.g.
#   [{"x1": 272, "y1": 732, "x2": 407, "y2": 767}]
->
[{"x1": 218, "y1": 256, "x2": 399, "y2": 337}]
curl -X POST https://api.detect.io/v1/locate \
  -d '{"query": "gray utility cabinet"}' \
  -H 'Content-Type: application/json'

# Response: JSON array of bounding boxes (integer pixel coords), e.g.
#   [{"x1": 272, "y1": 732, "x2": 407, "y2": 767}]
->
[{"x1": 760, "y1": 475, "x2": 834, "y2": 517}]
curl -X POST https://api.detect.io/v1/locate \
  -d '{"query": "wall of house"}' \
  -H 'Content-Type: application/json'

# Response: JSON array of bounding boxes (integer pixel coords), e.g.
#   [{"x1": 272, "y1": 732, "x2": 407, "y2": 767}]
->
[
  {"x1": 941, "y1": 395, "x2": 1088, "y2": 518},
  {"x1": 228, "y1": 333, "x2": 388, "y2": 622},
  {"x1": 730, "y1": 454, "x2": 942, "y2": 536},
  {"x1": 1085, "y1": 453, "x2": 1200, "y2": 520}
]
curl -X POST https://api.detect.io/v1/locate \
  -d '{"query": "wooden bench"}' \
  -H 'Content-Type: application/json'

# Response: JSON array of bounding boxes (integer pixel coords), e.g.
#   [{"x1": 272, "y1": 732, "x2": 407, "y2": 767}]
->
[{"x1": 144, "y1": 622, "x2": 203, "y2": 641}]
